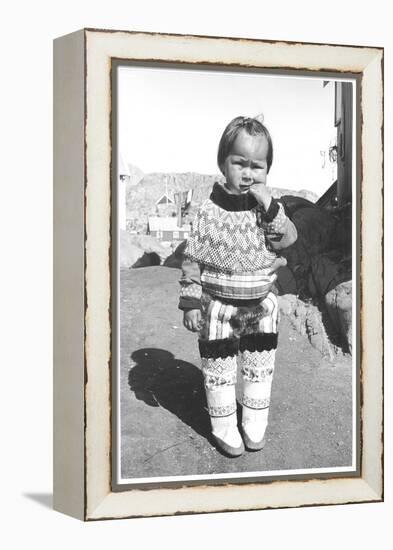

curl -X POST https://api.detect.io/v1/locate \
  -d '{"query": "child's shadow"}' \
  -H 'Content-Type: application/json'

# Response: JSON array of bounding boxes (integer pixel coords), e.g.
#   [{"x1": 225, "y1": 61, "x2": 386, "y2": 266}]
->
[{"x1": 128, "y1": 348, "x2": 211, "y2": 440}]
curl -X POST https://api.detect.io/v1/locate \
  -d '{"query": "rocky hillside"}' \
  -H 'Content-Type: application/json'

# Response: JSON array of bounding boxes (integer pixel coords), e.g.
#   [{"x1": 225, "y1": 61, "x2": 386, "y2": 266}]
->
[{"x1": 126, "y1": 166, "x2": 319, "y2": 232}]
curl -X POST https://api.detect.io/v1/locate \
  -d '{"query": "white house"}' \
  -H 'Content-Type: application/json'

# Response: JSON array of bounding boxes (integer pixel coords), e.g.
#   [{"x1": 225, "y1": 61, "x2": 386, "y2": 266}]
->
[{"x1": 147, "y1": 216, "x2": 191, "y2": 242}]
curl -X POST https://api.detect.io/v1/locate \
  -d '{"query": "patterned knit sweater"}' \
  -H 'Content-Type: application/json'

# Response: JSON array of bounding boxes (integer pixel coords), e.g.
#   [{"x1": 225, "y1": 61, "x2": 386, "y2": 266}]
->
[{"x1": 179, "y1": 182, "x2": 297, "y2": 309}]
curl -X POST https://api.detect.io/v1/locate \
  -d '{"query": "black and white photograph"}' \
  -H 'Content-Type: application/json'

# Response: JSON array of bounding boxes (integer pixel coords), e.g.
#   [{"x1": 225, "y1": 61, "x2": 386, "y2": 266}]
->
[
  {"x1": 3, "y1": 0, "x2": 388, "y2": 539},
  {"x1": 113, "y1": 64, "x2": 357, "y2": 486}
]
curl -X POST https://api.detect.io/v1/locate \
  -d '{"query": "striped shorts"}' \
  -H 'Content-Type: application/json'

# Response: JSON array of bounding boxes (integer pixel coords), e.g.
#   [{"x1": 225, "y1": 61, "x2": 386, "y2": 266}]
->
[
  {"x1": 199, "y1": 291, "x2": 278, "y2": 341},
  {"x1": 198, "y1": 291, "x2": 279, "y2": 414}
]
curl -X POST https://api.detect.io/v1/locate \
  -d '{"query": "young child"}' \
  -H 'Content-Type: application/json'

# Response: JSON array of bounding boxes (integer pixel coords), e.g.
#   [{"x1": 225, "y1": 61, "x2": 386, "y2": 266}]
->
[{"x1": 179, "y1": 115, "x2": 297, "y2": 457}]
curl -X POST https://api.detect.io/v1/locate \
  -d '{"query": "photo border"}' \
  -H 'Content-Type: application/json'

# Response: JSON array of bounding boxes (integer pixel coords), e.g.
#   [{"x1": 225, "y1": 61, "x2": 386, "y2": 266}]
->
[
  {"x1": 53, "y1": 28, "x2": 383, "y2": 521},
  {"x1": 111, "y1": 61, "x2": 361, "y2": 490}
]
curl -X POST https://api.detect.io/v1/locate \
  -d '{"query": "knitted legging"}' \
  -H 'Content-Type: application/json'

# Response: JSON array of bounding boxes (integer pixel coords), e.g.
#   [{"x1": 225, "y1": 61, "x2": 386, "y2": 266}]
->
[{"x1": 198, "y1": 291, "x2": 278, "y2": 418}]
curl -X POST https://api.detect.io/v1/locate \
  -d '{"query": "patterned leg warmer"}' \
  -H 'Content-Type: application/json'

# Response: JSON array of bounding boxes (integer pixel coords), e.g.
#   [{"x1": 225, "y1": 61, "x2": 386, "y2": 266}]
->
[
  {"x1": 199, "y1": 338, "x2": 244, "y2": 456},
  {"x1": 239, "y1": 293, "x2": 279, "y2": 451},
  {"x1": 240, "y1": 345, "x2": 276, "y2": 450}
]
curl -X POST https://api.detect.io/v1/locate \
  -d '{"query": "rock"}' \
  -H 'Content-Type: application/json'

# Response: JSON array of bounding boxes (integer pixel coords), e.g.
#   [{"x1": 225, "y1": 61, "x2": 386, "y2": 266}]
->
[
  {"x1": 278, "y1": 294, "x2": 335, "y2": 359},
  {"x1": 278, "y1": 294, "x2": 297, "y2": 316},
  {"x1": 325, "y1": 281, "x2": 352, "y2": 353},
  {"x1": 128, "y1": 234, "x2": 170, "y2": 262},
  {"x1": 133, "y1": 252, "x2": 161, "y2": 268},
  {"x1": 305, "y1": 309, "x2": 335, "y2": 360},
  {"x1": 120, "y1": 230, "x2": 145, "y2": 268},
  {"x1": 163, "y1": 240, "x2": 187, "y2": 269}
]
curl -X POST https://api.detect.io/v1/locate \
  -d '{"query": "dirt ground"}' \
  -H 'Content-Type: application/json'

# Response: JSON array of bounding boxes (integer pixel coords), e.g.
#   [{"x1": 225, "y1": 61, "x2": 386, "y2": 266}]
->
[{"x1": 120, "y1": 266, "x2": 353, "y2": 481}]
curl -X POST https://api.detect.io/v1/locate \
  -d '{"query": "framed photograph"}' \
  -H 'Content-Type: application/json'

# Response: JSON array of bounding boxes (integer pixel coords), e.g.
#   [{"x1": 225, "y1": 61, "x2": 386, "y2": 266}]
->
[{"x1": 53, "y1": 29, "x2": 383, "y2": 520}]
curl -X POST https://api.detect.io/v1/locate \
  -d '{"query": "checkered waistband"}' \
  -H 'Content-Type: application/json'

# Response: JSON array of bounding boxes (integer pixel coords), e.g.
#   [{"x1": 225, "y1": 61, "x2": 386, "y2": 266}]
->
[{"x1": 200, "y1": 268, "x2": 276, "y2": 300}]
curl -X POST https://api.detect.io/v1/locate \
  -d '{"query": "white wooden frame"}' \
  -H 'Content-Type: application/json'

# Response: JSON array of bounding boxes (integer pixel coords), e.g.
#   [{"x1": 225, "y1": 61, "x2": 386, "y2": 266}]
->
[{"x1": 53, "y1": 28, "x2": 383, "y2": 521}]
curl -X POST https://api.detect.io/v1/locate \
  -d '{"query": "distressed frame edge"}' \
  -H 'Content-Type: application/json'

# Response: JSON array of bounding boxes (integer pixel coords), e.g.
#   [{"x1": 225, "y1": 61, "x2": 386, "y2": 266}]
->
[
  {"x1": 53, "y1": 29, "x2": 86, "y2": 520},
  {"x1": 79, "y1": 29, "x2": 383, "y2": 520},
  {"x1": 87, "y1": 480, "x2": 381, "y2": 521}
]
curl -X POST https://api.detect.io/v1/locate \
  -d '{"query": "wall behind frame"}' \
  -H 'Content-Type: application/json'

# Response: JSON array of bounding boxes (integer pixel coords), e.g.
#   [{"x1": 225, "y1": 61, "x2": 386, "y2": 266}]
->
[
  {"x1": 1, "y1": 0, "x2": 390, "y2": 546},
  {"x1": 53, "y1": 29, "x2": 85, "y2": 520}
]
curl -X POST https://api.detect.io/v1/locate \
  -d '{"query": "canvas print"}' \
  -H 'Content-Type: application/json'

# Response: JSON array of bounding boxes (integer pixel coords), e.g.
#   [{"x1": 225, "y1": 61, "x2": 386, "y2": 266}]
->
[{"x1": 113, "y1": 64, "x2": 357, "y2": 486}]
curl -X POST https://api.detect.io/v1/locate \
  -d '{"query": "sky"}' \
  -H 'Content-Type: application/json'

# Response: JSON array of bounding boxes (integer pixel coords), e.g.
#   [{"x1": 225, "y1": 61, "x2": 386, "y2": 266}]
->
[{"x1": 118, "y1": 66, "x2": 355, "y2": 198}]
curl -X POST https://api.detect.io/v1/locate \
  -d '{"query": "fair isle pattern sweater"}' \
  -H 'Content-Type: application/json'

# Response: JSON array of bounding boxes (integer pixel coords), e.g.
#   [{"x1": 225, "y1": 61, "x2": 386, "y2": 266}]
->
[
  {"x1": 184, "y1": 195, "x2": 278, "y2": 272},
  {"x1": 179, "y1": 182, "x2": 294, "y2": 309}
]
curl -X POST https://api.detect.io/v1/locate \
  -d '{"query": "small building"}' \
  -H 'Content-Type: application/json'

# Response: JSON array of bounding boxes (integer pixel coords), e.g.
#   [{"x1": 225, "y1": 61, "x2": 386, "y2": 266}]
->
[
  {"x1": 155, "y1": 193, "x2": 175, "y2": 206},
  {"x1": 147, "y1": 216, "x2": 191, "y2": 242},
  {"x1": 155, "y1": 193, "x2": 177, "y2": 217}
]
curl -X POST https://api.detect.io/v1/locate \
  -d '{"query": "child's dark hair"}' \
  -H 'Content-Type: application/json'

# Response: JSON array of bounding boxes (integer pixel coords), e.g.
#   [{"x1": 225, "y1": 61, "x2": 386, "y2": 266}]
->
[{"x1": 217, "y1": 116, "x2": 273, "y2": 174}]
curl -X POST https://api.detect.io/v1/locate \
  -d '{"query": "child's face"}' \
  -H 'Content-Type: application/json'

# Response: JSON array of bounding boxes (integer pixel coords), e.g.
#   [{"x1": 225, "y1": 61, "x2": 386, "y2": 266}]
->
[{"x1": 223, "y1": 130, "x2": 269, "y2": 195}]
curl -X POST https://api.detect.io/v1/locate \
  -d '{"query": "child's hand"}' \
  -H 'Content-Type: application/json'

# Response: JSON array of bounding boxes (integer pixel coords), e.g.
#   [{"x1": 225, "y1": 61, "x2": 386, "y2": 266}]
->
[
  {"x1": 266, "y1": 255, "x2": 287, "y2": 273},
  {"x1": 249, "y1": 183, "x2": 272, "y2": 211},
  {"x1": 183, "y1": 309, "x2": 202, "y2": 332}
]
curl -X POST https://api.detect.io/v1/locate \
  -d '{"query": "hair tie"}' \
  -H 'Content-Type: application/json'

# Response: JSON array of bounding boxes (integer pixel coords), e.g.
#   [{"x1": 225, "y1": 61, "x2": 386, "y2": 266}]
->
[{"x1": 254, "y1": 113, "x2": 264, "y2": 124}]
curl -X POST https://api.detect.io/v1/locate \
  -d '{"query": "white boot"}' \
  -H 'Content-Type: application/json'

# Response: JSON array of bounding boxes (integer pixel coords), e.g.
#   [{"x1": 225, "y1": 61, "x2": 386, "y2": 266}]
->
[
  {"x1": 241, "y1": 380, "x2": 269, "y2": 450},
  {"x1": 205, "y1": 385, "x2": 244, "y2": 457},
  {"x1": 240, "y1": 348, "x2": 275, "y2": 451}
]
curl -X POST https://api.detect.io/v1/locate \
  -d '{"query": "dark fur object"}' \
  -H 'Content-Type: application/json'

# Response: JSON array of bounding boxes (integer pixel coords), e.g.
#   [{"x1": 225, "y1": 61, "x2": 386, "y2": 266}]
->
[
  {"x1": 230, "y1": 302, "x2": 269, "y2": 337},
  {"x1": 239, "y1": 332, "x2": 278, "y2": 352},
  {"x1": 198, "y1": 337, "x2": 239, "y2": 359}
]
